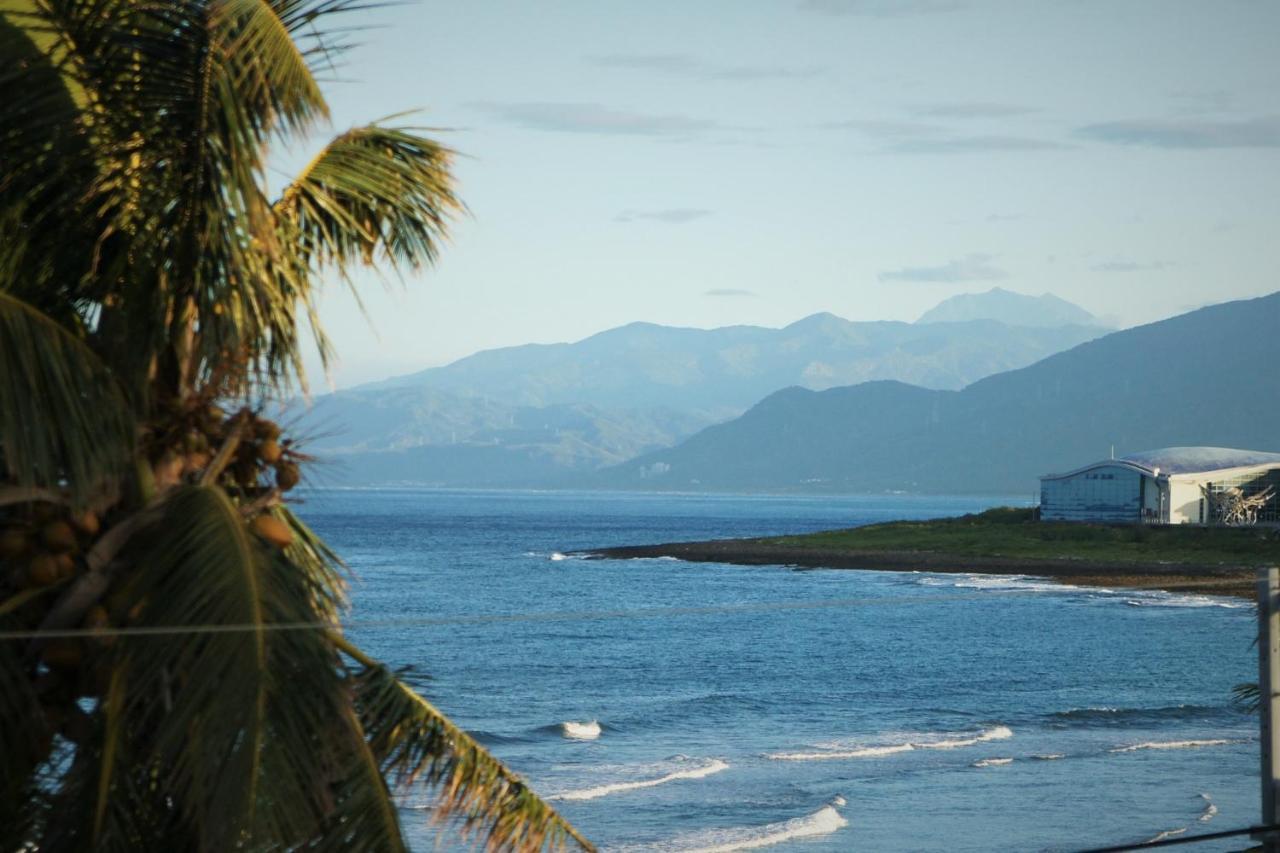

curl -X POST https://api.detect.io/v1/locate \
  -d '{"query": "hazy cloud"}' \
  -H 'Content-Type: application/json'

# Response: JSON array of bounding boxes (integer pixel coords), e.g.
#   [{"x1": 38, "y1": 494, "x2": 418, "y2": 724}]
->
[
  {"x1": 615, "y1": 208, "x2": 713, "y2": 224},
  {"x1": 590, "y1": 53, "x2": 823, "y2": 81},
  {"x1": 1168, "y1": 89, "x2": 1234, "y2": 115},
  {"x1": 471, "y1": 102, "x2": 721, "y2": 137},
  {"x1": 704, "y1": 288, "x2": 757, "y2": 297},
  {"x1": 888, "y1": 135, "x2": 1069, "y2": 154},
  {"x1": 986, "y1": 213, "x2": 1024, "y2": 222},
  {"x1": 910, "y1": 102, "x2": 1036, "y2": 119},
  {"x1": 1092, "y1": 260, "x2": 1169, "y2": 273},
  {"x1": 799, "y1": 0, "x2": 963, "y2": 17},
  {"x1": 1076, "y1": 115, "x2": 1280, "y2": 148},
  {"x1": 822, "y1": 119, "x2": 945, "y2": 137},
  {"x1": 825, "y1": 120, "x2": 1066, "y2": 154},
  {"x1": 880, "y1": 253, "x2": 1008, "y2": 283}
]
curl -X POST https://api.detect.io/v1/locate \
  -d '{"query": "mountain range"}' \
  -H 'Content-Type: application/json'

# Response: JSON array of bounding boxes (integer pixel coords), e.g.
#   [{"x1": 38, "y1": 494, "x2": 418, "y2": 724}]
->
[
  {"x1": 598, "y1": 292, "x2": 1280, "y2": 494},
  {"x1": 303, "y1": 288, "x2": 1107, "y2": 485}
]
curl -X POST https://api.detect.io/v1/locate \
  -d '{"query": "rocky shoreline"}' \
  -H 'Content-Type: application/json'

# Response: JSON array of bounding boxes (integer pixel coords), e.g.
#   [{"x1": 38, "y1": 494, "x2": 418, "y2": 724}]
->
[{"x1": 577, "y1": 539, "x2": 1262, "y2": 599}]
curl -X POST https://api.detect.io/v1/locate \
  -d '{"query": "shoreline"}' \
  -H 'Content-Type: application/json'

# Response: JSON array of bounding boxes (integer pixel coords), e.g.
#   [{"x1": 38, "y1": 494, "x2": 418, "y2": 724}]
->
[{"x1": 577, "y1": 539, "x2": 1262, "y2": 599}]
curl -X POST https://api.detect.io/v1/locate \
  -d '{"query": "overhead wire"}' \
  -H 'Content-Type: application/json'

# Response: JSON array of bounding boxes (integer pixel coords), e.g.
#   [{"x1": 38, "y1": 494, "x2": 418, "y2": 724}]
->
[{"x1": 0, "y1": 575, "x2": 1258, "y2": 641}]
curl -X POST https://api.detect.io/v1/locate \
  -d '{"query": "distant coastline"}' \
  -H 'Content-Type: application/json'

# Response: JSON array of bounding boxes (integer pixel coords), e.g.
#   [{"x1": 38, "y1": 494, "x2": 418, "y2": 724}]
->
[{"x1": 579, "y1": 509, "x2": 1276, "y2": 599}]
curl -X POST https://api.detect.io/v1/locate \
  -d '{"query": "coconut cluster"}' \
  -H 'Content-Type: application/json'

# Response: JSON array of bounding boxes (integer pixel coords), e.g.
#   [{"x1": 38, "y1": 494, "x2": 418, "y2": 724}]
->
[
  {"x1": 145, "y1": 400, "x2": 302, "y2": 495},
  {"x1": 1, "y1": 403, "x2": 306, "y2": 757}
]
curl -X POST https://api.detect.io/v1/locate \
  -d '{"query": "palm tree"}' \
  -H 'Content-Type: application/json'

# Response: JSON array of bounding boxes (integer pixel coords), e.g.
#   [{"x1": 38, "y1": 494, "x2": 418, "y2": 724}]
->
[{"x1": 0, "y1": 2, "x2": 591, "y2": 850}]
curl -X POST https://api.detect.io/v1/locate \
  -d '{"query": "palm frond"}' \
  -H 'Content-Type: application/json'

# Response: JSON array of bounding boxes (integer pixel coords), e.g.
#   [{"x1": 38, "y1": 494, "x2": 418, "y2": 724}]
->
[
  {"x1": 0, "y1": 292, "x2": 133, "y2": 502},
  {"x1": 0, "y1": 622, "x2": 46, "y2": 851},
  {"x1": 104, "y1": 485, "x2": 271, "y2": 849},
  {"x1": 276, "y1": 122, "x2": 462, "y2": 273},
  {"x1": 1233, "y1": 681, "x2": 1260, "y2": 714},
  {"x1": 342, "y1": 642, "x2": 594, "y2": 852}
]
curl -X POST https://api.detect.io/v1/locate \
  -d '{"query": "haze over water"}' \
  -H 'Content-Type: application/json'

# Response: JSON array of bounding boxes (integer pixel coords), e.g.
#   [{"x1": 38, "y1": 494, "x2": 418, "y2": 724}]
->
[{"x1": 298, "y1": 489, "x2": 1256, "y2": 851}]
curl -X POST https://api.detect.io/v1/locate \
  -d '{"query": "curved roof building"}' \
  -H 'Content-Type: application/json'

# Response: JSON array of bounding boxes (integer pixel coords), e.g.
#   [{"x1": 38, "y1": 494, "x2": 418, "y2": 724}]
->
[{"x1": 1040, "y1": 446, "x2": 1280, "y2": 524}]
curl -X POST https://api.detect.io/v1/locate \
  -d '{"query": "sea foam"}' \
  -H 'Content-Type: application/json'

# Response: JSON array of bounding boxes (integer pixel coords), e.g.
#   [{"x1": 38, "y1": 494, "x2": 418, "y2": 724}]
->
[
  {"x1": 653, "y1": 801, "x2": 849, "y2": 852},
  {"x1": 553, "y1": 759, "x2": 728, "y2": 802},
  {"x1": 972, "y1": 757, "x2": 1013, "y2": 768},
  {"x1": 561, "y1": 720, "x2": 602, "y2": 740},
  {"x1": 767, "y1": 725, "x2": 1011, "y2": 761},
  {"x1": 1111, "y1": 739, "x2": 1236, "y2": 753}
]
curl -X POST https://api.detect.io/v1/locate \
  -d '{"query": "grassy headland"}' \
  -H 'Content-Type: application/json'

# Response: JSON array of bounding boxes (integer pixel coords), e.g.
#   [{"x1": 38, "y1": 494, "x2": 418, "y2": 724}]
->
[
  {"x1": 584, "y1": 507, "x2": 1280, "y2": 598},
  {"x1": 766, "y1": 507, "x2": 1280, "y2": 567}
]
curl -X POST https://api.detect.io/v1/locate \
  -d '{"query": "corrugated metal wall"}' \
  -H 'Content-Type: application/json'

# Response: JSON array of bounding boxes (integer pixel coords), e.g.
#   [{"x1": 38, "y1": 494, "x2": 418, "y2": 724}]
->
[{"x1": 1041, "y1": 465, "x2": 1143, "y2": 522}]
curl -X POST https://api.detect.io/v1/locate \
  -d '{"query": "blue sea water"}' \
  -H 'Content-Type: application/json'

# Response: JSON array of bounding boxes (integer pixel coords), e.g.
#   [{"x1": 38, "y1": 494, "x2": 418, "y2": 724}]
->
[{"x1": 295, "y1": 488, "x2": 1258, "y2": 852}]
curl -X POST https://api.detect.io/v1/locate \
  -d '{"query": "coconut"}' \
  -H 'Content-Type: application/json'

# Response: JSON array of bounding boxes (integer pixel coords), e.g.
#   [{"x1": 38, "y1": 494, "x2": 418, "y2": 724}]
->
[
  {"x1": 275, "y1": 461, "x2": 301, "y2": 491},
  {"x1": 28, "y1": 554, "x2": 60, "y2": 586},
  {"x1": 257, "y1": 438, "x2": 282, "y2": 464},
  {"x1": 54, "y1": 553, "x2": 76, "y2": 579},
  {"x1": 41, "y1": 521, "x2": 77, "y2": 552},
  {"x1": 183, "y1": 450, "x2": 212, "y2": 475},
  {"x1": 255, "y1": 419, "x2": 282, "y2": 441},
  {"x1": 0, "y1": 527, "x2": 28, "y2": 560},
  {"x1": 70, "y1": 510, "x2": 100, "y2": 537},
  {"x1": 251, "y1": 514, "x2": 294, "y2": 548}
]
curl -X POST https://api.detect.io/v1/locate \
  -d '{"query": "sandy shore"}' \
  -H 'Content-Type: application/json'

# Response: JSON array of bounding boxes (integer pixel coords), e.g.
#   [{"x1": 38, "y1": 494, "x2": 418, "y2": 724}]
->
[{"x1": 578, "y1": 539, "x2": 1262, "y2": 599}]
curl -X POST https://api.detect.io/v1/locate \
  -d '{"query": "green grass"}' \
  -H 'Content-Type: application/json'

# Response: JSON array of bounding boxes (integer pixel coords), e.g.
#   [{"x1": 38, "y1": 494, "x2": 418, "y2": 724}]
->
[{"x1": 764, "y1": 506, "x2": 1280, "y2": 567}]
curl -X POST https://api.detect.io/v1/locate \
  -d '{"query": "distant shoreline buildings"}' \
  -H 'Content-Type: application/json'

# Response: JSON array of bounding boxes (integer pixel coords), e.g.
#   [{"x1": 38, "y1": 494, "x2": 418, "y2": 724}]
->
[{"x1": 1040, "y1": 447, "x2": 1280, "y2": 525}]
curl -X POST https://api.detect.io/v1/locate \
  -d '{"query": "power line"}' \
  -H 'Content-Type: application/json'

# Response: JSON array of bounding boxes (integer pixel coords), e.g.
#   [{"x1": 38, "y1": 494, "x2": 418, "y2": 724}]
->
[{"x1": 0, "y1": 577, "x2": 1255, "y2": 641}]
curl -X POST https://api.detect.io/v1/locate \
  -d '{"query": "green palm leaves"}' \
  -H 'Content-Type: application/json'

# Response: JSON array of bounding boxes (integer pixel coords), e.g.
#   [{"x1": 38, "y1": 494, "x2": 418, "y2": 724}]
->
[{"x1": 0, "y1": 2, "x2": 589, "y2": 849}]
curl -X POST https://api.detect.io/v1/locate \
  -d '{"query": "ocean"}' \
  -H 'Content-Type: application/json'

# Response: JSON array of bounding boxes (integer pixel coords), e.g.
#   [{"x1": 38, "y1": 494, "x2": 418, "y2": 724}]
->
[{"x1": 296, "y1": 488, "x2": 1258, "y2": 852}]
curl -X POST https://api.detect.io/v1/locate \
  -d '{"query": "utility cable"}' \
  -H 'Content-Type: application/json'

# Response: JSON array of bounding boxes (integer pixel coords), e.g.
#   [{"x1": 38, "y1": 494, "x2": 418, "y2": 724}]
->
[
  {"x1": 1075, "y1": 822, "x2": 1280, "y2": 851},
  {"x1": 0, "y1": 576, "x2": 1258, "y2": 641}
]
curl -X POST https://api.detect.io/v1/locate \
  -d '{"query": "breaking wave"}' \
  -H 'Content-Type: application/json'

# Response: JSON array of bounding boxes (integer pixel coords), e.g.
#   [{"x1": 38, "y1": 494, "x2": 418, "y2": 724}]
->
[
  {"x1": 1198, "y1": 793, "x2": 1217, "y2": 822},
  {"x1": 1049, "y1": 704, "x2": 1230, "y2": 728},
  {"x1": 638, "y1": 799, "x2": 848, "y2": 852},
  {"x1": 972, "y1": 757, "x2": 1013, "y2": 768},
  {"x1": 553, "y1": 759, "x2": 728, "y2": 802},
  {"x1": 561, "y1": 720, "x2": 603, "y2": 740},
  {"x1": 1111, "y1": 739, "x2": 1237, "y2": 753},
  {"x1": 767, "y1": 725, "x2": 1011, "y2": 761}
]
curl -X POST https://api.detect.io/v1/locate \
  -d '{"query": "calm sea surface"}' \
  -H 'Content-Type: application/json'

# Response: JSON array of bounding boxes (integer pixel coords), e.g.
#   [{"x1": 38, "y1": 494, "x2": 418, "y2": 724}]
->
[{"x1": 296, "y1": 489, "x2": 1257, "y2": 852}]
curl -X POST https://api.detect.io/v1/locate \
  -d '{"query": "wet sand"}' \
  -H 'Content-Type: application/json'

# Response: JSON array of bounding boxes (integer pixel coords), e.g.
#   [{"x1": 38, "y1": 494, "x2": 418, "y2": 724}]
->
[{"x1": 578, "y1": 539, "x2": 1262, "y2": 599}]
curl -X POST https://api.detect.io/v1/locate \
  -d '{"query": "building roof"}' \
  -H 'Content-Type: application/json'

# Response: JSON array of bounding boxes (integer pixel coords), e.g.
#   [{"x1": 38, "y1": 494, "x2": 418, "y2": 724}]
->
[
  {"x1": 1042, "y1": 446, "x2": 1280, "y2": 481},
  {"x1": 1120, "y1": 446, "x2": 1280, "y2": 475}
]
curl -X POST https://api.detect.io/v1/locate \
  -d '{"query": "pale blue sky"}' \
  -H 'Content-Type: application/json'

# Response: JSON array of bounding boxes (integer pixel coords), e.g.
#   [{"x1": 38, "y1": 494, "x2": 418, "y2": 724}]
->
[{"x1": 283, "y1": 0, "x2": 1280, "y2": 388}]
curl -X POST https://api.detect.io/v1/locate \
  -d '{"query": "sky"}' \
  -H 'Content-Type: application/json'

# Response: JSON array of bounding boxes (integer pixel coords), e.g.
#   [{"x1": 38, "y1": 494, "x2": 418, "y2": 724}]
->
[{"x1": 280, "y1": 0, "x2": 1280, "y2": 388}]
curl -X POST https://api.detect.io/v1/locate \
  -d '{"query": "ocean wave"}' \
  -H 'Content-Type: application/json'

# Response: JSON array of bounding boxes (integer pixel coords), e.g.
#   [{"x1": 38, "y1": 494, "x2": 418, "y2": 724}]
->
[
  {"x1": 1123, "y1": 593, "x2": 1246, "y2": 609},
  {"x1": 634, "y1": 799, "x2": 848, "y2": 852},
  {"x1": 1031, "y1": 753, "x2": 1065, "y2": 761},
  {"x1": 553, "y1": 759, "x2": 728, "y2": 802},
  {"x1": 767, "y1": 725, "x2": 1011, "y2": 762},
  {"x1": 972, "y1": 757, "x2": 1013, "y2": 768},
  {"x1": 561, "y1": 720, "x2": 603, "y2": 740},
  {"x1": 1199, "y1": 793, "x2": 1217, "y2": 823},
  {"x1": 1111, "y1": 738, "x2": 1238, "y2": 753},
  {"x1": 1143, "y1": 827, "x2": 1187, "y2": 844},
  {"x1": 1049, "y1": 704, "x2": 1233, "y2": 727}
]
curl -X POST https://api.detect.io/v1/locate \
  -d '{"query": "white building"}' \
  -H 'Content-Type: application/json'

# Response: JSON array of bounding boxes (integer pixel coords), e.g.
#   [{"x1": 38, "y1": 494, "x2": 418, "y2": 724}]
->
[{"x1": 1040, "y1": 446, "x2": 1280, "y2": 525}]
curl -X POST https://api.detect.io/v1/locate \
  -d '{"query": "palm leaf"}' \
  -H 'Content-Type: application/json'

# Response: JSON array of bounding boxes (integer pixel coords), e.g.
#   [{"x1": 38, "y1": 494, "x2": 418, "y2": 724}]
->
[
  {"x1": 276, "y1": 122, "x2": 462, "y2": 273},
  {"x1": 103, "y1": 485, "x2": 271, "y2": 850},
  {"x1": 342, "y1": 641, "x2": 595, "y2": 852},
  {"x1": 0, "y1": 292, "x2": 133, "y2": 502}
]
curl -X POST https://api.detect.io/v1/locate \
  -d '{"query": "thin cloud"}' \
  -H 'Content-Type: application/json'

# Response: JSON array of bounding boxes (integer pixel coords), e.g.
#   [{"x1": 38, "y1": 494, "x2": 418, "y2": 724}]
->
[
  {"x1": 590, "y1": 53, "x2": 823, "y2": 81},
  {"x1": 799, "y1": 0, "x2": 963, "y2": 16},
  {"x1": 1076, "y1": 115, "x2": 1280, "y2": 149},
  {"x1": 470, "y1": 101, "x2": 721, "y2": 137},
  {"x1": 888, "y1": 135, "x2": 1069, "y2": 154},
  {"x1": 704, "y1": 288, "x2": 756, "y2": 297},
  {"x1": 822, "y1": 119, "x2": 945, "y2": 137},
  {"x1": 824, "y1": 120, "x2": 1067, "y2": 154},
  {"x1": 615, "y1": 208, "x2": 713, "y2": 224},
  {"x1": 986, "y1": 213, "x2": 1024, "y2": 222},
  {"x1": 910, "y1": 102, "x2": 1036, "y2": 119},
  {"x1": 880, "y1": 253, "x2": 1008, "y2": 283},
  {"x1": 1092, "y1": 260, "x2": 1170, "y2": 273}
]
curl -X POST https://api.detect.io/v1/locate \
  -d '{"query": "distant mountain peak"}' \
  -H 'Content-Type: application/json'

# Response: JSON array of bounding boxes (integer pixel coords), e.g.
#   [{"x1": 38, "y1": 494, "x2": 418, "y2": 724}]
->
[{"x1": 917, "y1": 288, "x2": 1100, "y2": 328}]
